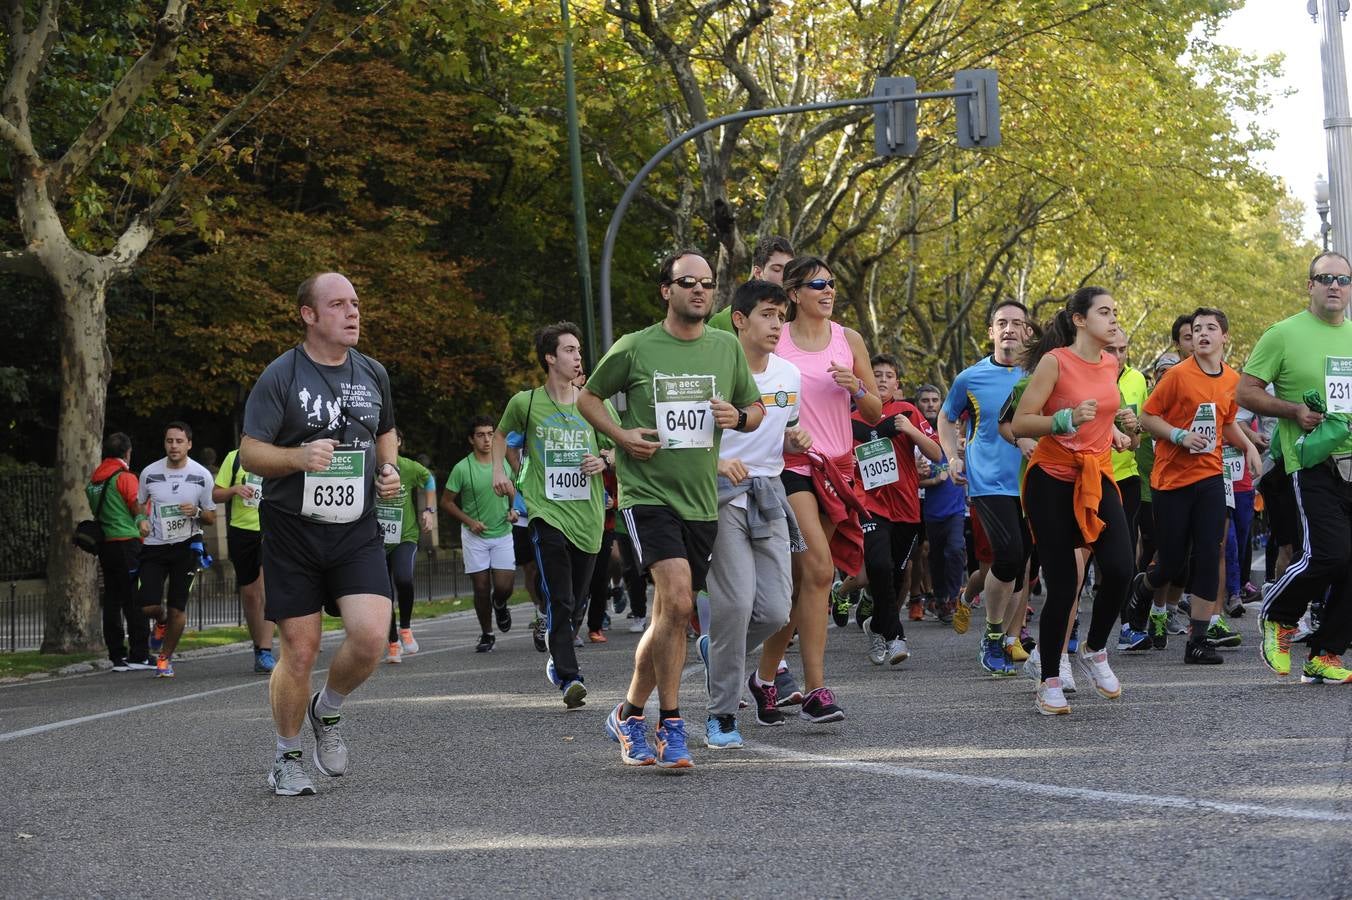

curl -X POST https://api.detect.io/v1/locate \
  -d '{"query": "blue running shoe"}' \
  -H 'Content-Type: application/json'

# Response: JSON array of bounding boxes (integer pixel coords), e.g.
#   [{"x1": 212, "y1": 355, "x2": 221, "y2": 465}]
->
[
  {"x1": 697, "y1": 633, "x2": 711, "y2": 696},
  {"x1": 1068, "y1": 618, "x2": 1080, "y2": 654},
  {"x1": 1117, "y1": 624, "x2": 1150, "y2": 652},
  {"x1": 254, "y1": 648, "x2": 276, "y2": 674},
  {"x1": 604, "y1": 703, "x2": 655, "y2": 766},
  {"x1": 705, "y1": 714, "x2": 743, "y2": 750},
  {"x1": 980, "y1": 636, "x2": 1013, "y2": 676},
  {"x1": 655, "y1": 717, "x2": 694, "y2": 768},
  {"x1": 545, "y1": 656, "x2": 563, "y2": 689}
]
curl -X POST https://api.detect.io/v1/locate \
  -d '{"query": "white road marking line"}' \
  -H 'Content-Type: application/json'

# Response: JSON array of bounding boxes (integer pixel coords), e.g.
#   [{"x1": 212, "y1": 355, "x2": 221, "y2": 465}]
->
[{"x1": 742, "y1": 744, "x2": 1352, "y2": 823}]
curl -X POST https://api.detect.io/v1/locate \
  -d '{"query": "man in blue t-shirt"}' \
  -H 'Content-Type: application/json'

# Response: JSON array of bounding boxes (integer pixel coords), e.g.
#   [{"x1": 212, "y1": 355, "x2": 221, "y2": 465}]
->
[{"x1": 938, "y1": 300, "x2": 1033, "y2": 676}]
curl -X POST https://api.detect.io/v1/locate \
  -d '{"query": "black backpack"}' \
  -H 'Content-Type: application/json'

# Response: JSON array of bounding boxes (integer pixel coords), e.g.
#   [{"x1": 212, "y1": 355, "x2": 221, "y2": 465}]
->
[{"x1": 73, "y1": 477, "x2": 113, "y2": 555}]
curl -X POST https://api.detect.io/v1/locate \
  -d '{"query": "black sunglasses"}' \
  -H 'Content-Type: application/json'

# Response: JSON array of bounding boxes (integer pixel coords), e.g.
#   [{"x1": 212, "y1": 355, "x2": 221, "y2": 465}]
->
[
  {"x1": 1312, "y1": 273, "x2": 1352, "y2": 286},
  {"x1": 667, "y1": 276, "x2": 717, "y2": 290},
  {"x1": 802, "y1": 278, "x2": 835, "y2": 290}
]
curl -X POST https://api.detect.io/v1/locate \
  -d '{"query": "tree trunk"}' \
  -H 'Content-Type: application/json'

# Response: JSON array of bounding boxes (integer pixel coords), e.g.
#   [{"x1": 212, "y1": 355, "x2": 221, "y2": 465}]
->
[{"x1": 41, "y1": 254, "x2": 112, "y2": 653}]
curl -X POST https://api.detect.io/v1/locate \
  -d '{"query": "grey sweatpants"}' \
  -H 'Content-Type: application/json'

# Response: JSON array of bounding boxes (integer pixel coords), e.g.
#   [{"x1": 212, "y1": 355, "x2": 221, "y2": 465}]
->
[{"x1": 706, "y1": 502, "x2": 793, "y2": 716}]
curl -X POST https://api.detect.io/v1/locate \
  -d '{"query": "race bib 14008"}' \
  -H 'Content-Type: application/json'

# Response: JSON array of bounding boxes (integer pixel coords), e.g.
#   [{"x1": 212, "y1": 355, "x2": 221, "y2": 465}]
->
[{"x1": 545, "y1": 448, "x2": 589, "y2": 501}]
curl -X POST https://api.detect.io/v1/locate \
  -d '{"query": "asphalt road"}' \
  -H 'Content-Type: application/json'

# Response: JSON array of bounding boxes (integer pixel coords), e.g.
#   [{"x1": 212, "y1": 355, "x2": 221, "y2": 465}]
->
[{"x1": 1, "y1": 598, "x2": 1349, "y2": 899}]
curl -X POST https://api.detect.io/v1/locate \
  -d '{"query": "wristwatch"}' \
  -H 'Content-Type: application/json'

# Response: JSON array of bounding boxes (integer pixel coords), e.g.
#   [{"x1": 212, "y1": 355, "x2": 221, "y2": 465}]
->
[{"x1": 735, "y1": 409, "x2": 748, "y2": 431}]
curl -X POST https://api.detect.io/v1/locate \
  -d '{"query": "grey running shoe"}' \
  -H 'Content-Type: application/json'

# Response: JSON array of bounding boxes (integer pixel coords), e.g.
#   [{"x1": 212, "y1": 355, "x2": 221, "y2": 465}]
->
[
  {"x1": 269, "y1": 751, "x2": 316, "y2": 796},
  {"x1": 773, "y1": 665, "x2": 803, "y2": 707},
  {"x1": 887, "y1": 637, "x2": 910, "y2": 666},
  {"x1": 307, "y1": 693, "x2": 349, "y2": 777},
  {"x1": 862, "y1": 617, "x2": 887, "y2": 666},
  {"x1": 1165, "y1": 608, "x2": 1189, "y2": 636},
  {"x1": 562, "y1": 680, "x2": 587, "y2": 709}
]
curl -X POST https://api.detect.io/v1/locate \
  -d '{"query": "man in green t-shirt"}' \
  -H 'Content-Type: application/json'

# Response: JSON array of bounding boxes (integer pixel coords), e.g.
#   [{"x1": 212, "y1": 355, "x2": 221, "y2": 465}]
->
[
  {"x1": 493, "y1": 322, "x2": 612, "y2": 709},
  {"x1": 214, "y1": 448, "x2": 275, "y2": 673},
  {"x1": 378, "y1": 429, "x2": 436, "y2": 664},
  {"x1": 707, "y1": 234, "x2": 794, "y2": 334},
  {"x1": 1237, "y1": 250, "x2": 1352, "y2": 684},
  {"x1": 442, "y1": 416, "x2": 518, "y2": 652},
  {"x1": 579, "y1": 248, "x2": 764, "y2": 769}
]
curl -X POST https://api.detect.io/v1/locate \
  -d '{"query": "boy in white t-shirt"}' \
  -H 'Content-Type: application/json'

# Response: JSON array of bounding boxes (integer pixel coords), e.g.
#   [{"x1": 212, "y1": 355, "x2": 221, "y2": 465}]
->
[{"x1": 700, "y1": 280, "x2": 813, "y2": 750}]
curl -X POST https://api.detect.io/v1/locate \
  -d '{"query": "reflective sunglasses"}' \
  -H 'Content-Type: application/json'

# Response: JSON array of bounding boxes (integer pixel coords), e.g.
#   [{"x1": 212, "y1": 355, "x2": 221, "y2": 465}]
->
[
  {"x1": 802, "y1": 278, "x2": 835, "y2": 290},
  {"x1": 1312, "y1": 273, "x2": 1352, "y2": 286},
  {"x1": 667, "y1": 276, "x2": 717, "y2": 290}
]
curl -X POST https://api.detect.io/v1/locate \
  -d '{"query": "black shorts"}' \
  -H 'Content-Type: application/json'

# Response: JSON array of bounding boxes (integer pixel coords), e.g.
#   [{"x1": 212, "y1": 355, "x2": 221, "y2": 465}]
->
[
  {"x1": 513, "y1": 525, "x2": 535, "y2": 567},
  {"x1": 620, "y1": 505, "x2": 718, "y2": 592},
  {"x1": 780, "y1": 469, "x2": 814, "y2": 497},
  {"x1": 260, "y1": 505, "x2": 391, "y2": 620},
  {"x1": 227, "y1": 526, "x2": 262, "y2": 587},
  {"x1": 139, "y1": 541, "x2": 197, "y2": 612},
  {"x1": 970, "y1": 494, "x2": 1031, "y2": 589}
]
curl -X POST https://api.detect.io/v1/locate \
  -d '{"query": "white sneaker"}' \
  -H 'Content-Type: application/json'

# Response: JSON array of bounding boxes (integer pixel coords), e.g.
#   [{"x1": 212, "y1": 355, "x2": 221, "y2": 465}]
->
[
  {"x1": 862, "y1": 618, "x2": 887, "y2": 665},
  {"x1": 1077, "y1": 646, "x2": 1122, "y2": 698},
  {"x1": 628, "y1": 616, "x2": 647, "y2": 634},
  {"x1": 1037, "y1": 677, "x2": 1071, "y2": 715},
  {"x1": 887, "y1": 637, "x2": 910, "y2": 666},
  {"x1": 1058, "y1": 653, "x2": 1077, "y2": 693},
  {"x1": 398, "y1": 628, "x2": 419, "y2": 654},
  {"x1": 1023, "y1": 646, "x2": 1041, "y2": 681}
]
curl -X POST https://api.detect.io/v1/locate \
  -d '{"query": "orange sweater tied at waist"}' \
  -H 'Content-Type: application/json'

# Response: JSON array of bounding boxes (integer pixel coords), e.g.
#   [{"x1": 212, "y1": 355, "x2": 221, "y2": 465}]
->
[{"x1": 1022, "y1": 436, "x2": 1120, "y2": 546}]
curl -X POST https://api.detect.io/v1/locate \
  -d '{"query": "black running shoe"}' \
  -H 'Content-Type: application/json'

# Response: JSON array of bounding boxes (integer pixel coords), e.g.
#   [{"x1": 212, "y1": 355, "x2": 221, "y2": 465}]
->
[
  {"x1": 747, "y1": 673, "x2": 784, "y2": 726},
  {"x1": 531, "y1": 614, "x2": 547, "y2": 653},
  {"x1": 495, "y1": 603, "x2": 512, "y2": 633},
  {"x1": 475, "y1": 632, "x2": 496, "y2": 653},
  {"x1": 1184, "y1": 639, "x2": 1222, "y2": 665}
]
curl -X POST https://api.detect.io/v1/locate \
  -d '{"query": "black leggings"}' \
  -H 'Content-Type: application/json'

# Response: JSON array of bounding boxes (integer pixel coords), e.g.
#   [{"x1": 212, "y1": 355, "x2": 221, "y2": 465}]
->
[
  {"x1": 862, "y1": 516, "x2": 920, "y2": 641},
  {"x1": 387, "y1": 542, "x2": 417, "y2": 641},
  {"x1": 531, "y1": 518, "x2": 597, "y2": 683},
  {"x1": 1145, "y1": 475, "x2": 1226, "y2": 602},
  {"x1": 1116, "y1": 475, "x2": 1141, "y2": 625},
  {"x1": 1024, "y1": 466, "x2": 1133, "y2": 674}
]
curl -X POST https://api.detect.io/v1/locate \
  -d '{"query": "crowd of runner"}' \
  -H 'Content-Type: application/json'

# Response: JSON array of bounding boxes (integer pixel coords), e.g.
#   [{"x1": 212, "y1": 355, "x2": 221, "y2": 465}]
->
[{"x1": 84, "y1": 246, "x2": 1352, "y2": 794}]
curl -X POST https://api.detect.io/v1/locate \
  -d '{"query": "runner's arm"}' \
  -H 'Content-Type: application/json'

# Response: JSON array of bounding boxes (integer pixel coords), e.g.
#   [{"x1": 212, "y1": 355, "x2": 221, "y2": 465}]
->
[
  {"x1": 490, "y1": 431, "x2": 516, "y2": 498},
  {"x1": 239, "y1": 435, "x2": 334, "y2": 477},
  {"x1": 1011, "y1": 355, "x2": 1062, "y2": 439},
  {"x1": 844, "y1": 328, "x2": 882, "y2": 423},
  {"x1": 439, "y1": 489, "x2": 481, "y2": 532},
  {"x1": 1235, "y1": 373, "x2": 1313, "y2": 426}
]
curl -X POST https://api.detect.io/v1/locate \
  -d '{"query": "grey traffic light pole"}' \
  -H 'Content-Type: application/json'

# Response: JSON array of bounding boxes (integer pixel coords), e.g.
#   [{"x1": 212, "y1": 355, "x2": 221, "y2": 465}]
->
[
  {"x1": 596, "y1": 72, "x2": 999, "y2": 350},
  {"x1": 1314, "y1": 0, "x2": 1352, "y2": 257}
]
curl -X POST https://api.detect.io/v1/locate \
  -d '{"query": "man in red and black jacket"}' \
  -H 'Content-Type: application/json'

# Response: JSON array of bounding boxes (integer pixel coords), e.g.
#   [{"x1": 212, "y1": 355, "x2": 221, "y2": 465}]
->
[
  {"x1": 86, "y1": 432, "x2": 153, "y2": 671},
  {"x1": 850, "y1": 353, "x2": 943, "y2": 666}
]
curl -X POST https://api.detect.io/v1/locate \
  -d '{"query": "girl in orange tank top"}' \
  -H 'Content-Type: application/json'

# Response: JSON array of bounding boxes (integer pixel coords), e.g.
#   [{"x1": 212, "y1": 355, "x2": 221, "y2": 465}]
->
[{"x1": 1012, "y1": 287, "x2": 1139, "y2": 716}]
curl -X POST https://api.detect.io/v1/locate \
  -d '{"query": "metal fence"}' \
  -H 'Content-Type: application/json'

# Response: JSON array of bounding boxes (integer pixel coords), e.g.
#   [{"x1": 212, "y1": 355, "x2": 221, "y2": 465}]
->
[
  {"x1": 2, "y1": 547, "x2": 478, "y2": 653},
  {"x1": 0, "y1": 469, "x2": 54, "y2": 581}
]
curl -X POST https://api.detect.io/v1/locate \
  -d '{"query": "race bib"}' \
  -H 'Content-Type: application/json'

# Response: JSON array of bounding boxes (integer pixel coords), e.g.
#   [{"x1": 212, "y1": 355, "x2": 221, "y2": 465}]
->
[
  {"x1": 1189, "y1": 402, "x2": 1217, "y2": 454},
  {"x1": 545, "y1": 448, "x2": 590, "y2": 501},
  {"x1": 242, "y1": 473, "x2": 263, "y2": 509},
  {"x1": 156, "y1": 502, "x2": 192, "y2": 543},
  {"x1": 1224, "y1": 473, "x2": 1235, "y2": 509},
  {"x1": 654, "y1": 375, "x2": 715, "y2": 449},
  {"x1": 301, "y1": 450, "x2": 365, "y2": 524},
  {"x1": 1326, "y1": 357, "x2": 1352, "y2": 413},
  {"x1": 855, "y1": 438, "x2": 899, "y2": 491},
  {"x1": 1223, "y1": 445, "x2": 1244, "y2": 483},
  {"x1": 376, "y1": 500, "x2": 402, "y2": 545}
]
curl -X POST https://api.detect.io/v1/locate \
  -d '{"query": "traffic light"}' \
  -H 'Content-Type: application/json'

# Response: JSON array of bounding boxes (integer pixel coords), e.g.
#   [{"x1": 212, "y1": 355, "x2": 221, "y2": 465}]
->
[
  {"x1": 954, "y1": 68, "x2": 1000, "y2": 148},
  {"x1": 873, "y1": 76, "x2": 918, "y2": 157}
]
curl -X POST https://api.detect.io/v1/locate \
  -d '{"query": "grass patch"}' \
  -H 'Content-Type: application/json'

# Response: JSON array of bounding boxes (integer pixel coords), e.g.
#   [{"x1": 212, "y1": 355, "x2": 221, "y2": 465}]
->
[{"x1": 0, "y1": 592, "x2": 534, "y2": 679}]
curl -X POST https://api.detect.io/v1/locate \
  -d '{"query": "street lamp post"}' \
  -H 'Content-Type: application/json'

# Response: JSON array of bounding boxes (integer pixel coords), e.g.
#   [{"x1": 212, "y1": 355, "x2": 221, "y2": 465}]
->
[
  {"x1": 1316, "y1": 173, "x2": 1332, "y2": 249},
  {"x1": 1311, "y1": 0, "x2": 1352, "y2": 257}
]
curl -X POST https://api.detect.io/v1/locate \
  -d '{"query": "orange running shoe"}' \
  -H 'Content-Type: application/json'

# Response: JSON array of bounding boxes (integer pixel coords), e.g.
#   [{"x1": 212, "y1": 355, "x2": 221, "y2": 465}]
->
[{"x1": 588, "y1": 630, "x2": 608, "y2": 643}]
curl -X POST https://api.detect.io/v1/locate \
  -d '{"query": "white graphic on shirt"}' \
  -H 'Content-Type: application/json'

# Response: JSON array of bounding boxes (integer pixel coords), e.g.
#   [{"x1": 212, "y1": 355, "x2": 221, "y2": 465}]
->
[
  {"x1": 310, "y1": 396, "x2": 323, "y2": 421},
  {"x1": 298, "y1": 386, "x2": 312, "y2": 418}
]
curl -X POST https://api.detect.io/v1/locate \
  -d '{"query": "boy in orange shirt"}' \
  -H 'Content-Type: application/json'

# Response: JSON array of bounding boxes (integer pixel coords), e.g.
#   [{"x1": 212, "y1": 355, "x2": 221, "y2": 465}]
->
[{"x1": 1129, "y1": 308, "x2": 1261, "y2": 664}]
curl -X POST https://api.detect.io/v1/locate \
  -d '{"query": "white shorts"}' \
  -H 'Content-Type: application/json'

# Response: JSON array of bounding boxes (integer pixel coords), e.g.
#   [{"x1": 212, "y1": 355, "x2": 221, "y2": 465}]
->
[{"x1": 461, "y1": 529, "x2": 514, "y2": 574}]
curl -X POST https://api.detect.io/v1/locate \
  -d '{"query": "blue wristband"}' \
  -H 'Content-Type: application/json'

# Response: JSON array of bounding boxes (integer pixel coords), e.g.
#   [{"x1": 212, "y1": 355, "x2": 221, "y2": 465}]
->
[
  {"x1": 1051, "y1": 408, "x2": 1077, "y2": 436},
  {"x1": 1170, "y1": 427, "x2": 1189, "y2": 446},
  {"x1": 853, "y1": 384, "x2": 867, "y2": 400}
]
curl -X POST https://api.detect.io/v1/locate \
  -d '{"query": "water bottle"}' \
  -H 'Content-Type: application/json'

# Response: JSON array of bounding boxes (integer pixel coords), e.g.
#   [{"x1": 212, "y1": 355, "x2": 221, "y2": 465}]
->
[{"x1": 189, "y1": 536, "x2": 213, "y2": 570}]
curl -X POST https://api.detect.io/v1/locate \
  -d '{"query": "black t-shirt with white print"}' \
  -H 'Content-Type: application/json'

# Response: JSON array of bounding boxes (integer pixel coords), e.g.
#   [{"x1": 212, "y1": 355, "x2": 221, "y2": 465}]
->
[{"x1": 242, "y1": 346, "x2": 395, "y2": 521}]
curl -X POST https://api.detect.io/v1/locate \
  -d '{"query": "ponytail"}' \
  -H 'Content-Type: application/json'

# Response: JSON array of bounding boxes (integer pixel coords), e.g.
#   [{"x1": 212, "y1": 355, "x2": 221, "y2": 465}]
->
[{"x1": 1023, "y1": 286, "x2": 1108, "y2": 374}]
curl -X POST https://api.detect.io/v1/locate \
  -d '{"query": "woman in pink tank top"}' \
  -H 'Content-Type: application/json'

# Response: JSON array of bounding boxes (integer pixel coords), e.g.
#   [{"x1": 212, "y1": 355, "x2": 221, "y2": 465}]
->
[
  {"x1": 1013, "y1": 287, "x2": 1138, "y2": 717},
  {"x1": 755, "y1": 255, "x2": 881, "y2": 722}
]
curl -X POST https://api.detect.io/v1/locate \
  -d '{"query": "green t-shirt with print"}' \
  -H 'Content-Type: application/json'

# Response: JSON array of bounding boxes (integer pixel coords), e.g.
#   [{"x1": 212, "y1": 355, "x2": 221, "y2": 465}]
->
[
  {"x1": 214, "y1": 449, "x2": 262, "y2": 532},
  {"x1": 376, "y1": 455, "x2": 433, "y2": 547},
  {"x1": 585, "y1": 321, "x2": 760, "y2": 522},
  {"x1": 446, "y1": 455, "x2": 513, "y2": 539},
  {"x1": 499, "y1": 388, "x2": 617, "y2": 554},
  {"x1": 1244, "y1": 310, "x2": 1352, "y2": 473}
]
